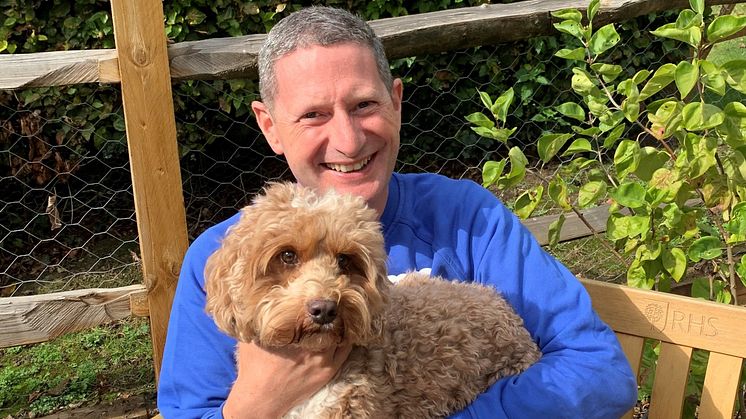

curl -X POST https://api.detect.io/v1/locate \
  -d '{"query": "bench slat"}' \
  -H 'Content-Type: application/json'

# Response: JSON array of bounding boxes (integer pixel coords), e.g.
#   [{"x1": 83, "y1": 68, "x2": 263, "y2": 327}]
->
[
  {"x1": 616, "y1": 333, "x2": 645, "y2": 419},
  {"x1": 648, "y1": 342, "x2": 693, "y2": 419},
  {"x1": 582, "y1": 280, "x2": 746, "y2": 358},
  {"x1": 699, "y1": 352, "x2": 743, "y2": 418}
]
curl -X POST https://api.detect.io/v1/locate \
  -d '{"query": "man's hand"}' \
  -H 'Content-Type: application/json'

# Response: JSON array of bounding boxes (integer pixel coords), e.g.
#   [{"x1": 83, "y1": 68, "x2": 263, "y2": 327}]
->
[{"x1": 222, "y1": 341, "x2": 353, "y2": 419}]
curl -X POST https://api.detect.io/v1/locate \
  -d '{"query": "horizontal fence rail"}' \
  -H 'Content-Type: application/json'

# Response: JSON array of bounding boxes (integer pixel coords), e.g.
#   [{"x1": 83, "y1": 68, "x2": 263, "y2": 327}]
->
[{"x1": 1, "y1": 0, "x2": 743, "y2": 89}]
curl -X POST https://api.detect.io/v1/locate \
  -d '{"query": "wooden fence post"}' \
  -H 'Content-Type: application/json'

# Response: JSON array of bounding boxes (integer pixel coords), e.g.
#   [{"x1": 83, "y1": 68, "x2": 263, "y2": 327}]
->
[{"x1": 109, "y1": 0, "x2": 189, "y2": 381}]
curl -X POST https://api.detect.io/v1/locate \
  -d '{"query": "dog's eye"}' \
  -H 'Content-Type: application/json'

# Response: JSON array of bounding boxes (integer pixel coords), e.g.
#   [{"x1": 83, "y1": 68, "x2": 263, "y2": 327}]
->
[
  {"x1": 280, "y1": 250, "x2": 298, "y2": 265},
  {"x1": 337, "y1": 254, "x2": 351, "y2": 270}
]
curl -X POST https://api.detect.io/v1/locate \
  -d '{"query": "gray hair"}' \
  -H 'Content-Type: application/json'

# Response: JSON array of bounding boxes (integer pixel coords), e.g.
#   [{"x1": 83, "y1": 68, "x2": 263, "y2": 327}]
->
[{"x1": 257, "y1": 6, "x2": 393, "y2": 109}]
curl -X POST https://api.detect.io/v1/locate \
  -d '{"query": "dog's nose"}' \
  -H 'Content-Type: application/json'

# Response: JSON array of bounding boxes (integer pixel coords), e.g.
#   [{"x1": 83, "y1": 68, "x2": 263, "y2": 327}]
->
[{"x1": 307, "y1": 299, "x2": 337, "y2": 325}]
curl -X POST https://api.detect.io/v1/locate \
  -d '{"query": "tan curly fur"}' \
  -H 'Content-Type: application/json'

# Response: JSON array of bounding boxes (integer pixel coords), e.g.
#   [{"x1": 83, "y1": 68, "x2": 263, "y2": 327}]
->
[{"x1": 204, "y1": 182, "x2": 541, "y2": 418}]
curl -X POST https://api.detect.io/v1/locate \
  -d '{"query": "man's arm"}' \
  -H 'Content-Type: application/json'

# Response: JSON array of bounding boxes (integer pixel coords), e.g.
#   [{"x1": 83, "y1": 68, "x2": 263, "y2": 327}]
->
[
  {"x1": 450, "y1": 199, "x2": 637, "y2": 418},
  {"x1": 157, "y1": 232, "x2": 237, "y2": 419}
]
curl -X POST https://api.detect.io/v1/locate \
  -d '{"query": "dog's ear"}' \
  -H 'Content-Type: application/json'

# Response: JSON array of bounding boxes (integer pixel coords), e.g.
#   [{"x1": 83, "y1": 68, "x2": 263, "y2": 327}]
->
[{"x1": 204, "y1": 207, "x2": 266, "y2": 342}]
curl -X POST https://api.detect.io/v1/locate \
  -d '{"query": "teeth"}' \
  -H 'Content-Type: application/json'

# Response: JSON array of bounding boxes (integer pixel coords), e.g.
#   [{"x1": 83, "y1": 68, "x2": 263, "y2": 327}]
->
[{"x1": 326, "y1": 156, "x2": 371, "y2": 173}]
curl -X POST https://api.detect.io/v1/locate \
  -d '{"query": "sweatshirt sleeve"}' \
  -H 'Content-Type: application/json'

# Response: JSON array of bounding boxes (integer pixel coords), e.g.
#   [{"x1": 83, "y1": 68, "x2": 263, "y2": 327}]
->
[
  {"x1": 449, "y1": 198, "x2": 637, "y2": 418},
  {"x1": 157, "y1": 225, "x2": 237, "y2": 419}
]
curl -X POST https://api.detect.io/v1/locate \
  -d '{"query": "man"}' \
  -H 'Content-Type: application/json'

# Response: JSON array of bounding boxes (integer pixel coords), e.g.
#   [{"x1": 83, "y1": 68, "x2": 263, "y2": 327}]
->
[{"x1": 158, "y1": 6, "x2": 637, "y2": 418}]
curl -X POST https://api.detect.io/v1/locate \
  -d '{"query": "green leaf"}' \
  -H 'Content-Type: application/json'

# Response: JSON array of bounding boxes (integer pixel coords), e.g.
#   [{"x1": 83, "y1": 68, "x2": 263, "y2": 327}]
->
[
  {"x1": 632, "y1": 69, "x2": 652, "y2": 85},
  {"x1": 556, "y1": 102, "x2": 586, "y2": 121},
  {"x1": 702, "y1": 72, "x2": 726, "y2": 97},
  {"x1": 0, "y1": 40, "x2": 7, "y2": 53},
  {"x1": 722, "y1": 60, "x2": 746, "y2": 94},
  {"x1": 562, "y1": 138, "x2": 593, "y2": 156},
  {"x1": 607, "y1": 213, "x2": 650, "y2": 241},
  {"x1": 651, "y1": 22, "x2": 701, "y2": 47},
  {"x1": 648, "y1": 168, "x2": 682, "y2": 202},
  {"x1": 588, "y1": 0, "x2": 600, "y2": 22},
  {"x1": 621, "y1": 98, "x2": 640, "y2": 122},
  {"x1": 589, "y1": 24, "x2": 621, "y2": 56},
  {"x1": 691, "y1": 277, "x2": 711, "y2": 299},
  {"x1": 602, "y1": 124, "x2": 625, "y2": 149},
  {"x1": 681, "y1": 133, "x2": 717, "y2": 178},
  {"x1": 514, "y1": 186, "x2": 544, "y2": 219},
  {"x1": 613, "y1": 182, "x2": 647, "y2": 209},
  {"x1": 639, "y1": 63, "x2": 676, "y2": 100},
  {"x1": 571, "y1": 68, "x2": 597, "y2": 95},
  {"x1": 491, "y1": 88, "x2": 514, "y2": 123},
  {"x1": 689, "y1": 0, "x2": 704, "y2": 14},
  {"x1": 635, "y1": 147, "x2": 671, "y2": 182},
  {"x1": 627, "y1": 259, "x2": 655, "y2": 289},
  {"x1": 537, "y1": 133, "x2": 573, "y2": 163},
  {"x1": 578, "y1": 180, "x2": 607, "y2": 208},
  {"x1": 599, "y1": 110, "x2": 625, "y2": 132},
  {"x1": 478, "y1": 90, "x2": 493, "y2": 110},
  {"x1": 706, "y1": 15, "x2": 746, "y2": 43},
  {"x1": 614, "y1": 139, "x2": 641, "y2": 179},
  {"x1": 662, "y1": 247, "x2": 687, "y2": 281},
  {"x1": 724, "y1": 101, "x2": 746, "y2": 118},
  {"x1": 687, "y1": 236, "x2": 722, "y2": 262},
  {"x1": 549, "y1": 176, "x2": 572, "y2": 211},
  {"x1": 551, "y1": 9, "x2": 583, "y2": 23},
  {"x1": 715, "y1": 282, "x2": 732, "y2": 304},
  {"x1": 647, "y1": 100, "x2": 683, "y2": 139},
  {"x1": 547, "y1": 213, "x2": 566, "y2": 247},
  {"x1": 572, "y1": 126, "x2": 601, "y2": 137},
  {"x1": 554, "y1": 20, "x2": 585, "y2": 40},
  {"x1": 482, "y1": 160, "x2": 506, "y2": 188},
  {"x1": 682, "y1": 102, "x2": 725, "y2": 131},
  {"x1": 617, "y1": 79, "x2": 640, "y2": 100},
  {"x1": 498, "y1": 147, "x2": 529, "y2": 189},
  {"x1": 471, "y1": 126, "x2": 517, "y2": 142},
  {"x1": 674, "y1": 61, "x2": 698, "y2": 99},
  {"x1": 555, "y1": 47, "x2": 586, "y2": 61},
  {"x1": 465, "y1": 112, "x2": 495, "y2": 129},
  {"x1": 591, "y1": 63, "x2": 623, "y2": 82},
  {"x1": 724, "y1": 201, "x2": 746, "y2": 243}
]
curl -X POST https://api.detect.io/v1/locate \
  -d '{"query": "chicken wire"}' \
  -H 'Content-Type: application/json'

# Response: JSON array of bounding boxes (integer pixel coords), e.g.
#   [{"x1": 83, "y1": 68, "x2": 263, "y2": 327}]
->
[{"x1": 1, "y1": 14, "x2": 691, "y2": 296}]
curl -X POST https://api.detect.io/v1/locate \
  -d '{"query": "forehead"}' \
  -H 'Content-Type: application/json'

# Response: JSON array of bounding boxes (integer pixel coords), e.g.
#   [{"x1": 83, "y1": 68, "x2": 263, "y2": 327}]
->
[{"x1": 272, "y1": 43, "x2": 387, "y2": 97}]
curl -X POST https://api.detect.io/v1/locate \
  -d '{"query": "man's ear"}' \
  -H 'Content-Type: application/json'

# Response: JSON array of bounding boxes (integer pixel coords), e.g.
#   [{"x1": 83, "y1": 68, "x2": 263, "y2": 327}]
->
[
  {"x1": 391, "y1": 78, "x2": 404, "y2": 113},
  {"x1": 251, "y1": 100, "x2": 284, "y2": 155}
]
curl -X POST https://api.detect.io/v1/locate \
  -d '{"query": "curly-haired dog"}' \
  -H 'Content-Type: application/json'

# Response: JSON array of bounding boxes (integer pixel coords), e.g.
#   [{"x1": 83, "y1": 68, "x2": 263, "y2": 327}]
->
[{"x1": 205, "y1": 183, "x2": 541, "y2": 418}]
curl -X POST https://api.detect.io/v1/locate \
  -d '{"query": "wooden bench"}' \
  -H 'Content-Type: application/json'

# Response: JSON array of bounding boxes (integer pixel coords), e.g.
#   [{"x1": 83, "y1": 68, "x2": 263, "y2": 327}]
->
[
  {"x1": 583, "y1": 280, "x2": 746, "y2": 419},
  {"x1": 149, "y1": 281, "x2": 745, "y2": 419}
]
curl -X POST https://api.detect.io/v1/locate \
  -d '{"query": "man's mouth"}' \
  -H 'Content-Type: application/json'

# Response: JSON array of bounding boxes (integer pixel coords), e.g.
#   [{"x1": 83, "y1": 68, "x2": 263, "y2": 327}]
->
[{"x1": 325, "y1": 155, "x2": 372, "y2": 173}]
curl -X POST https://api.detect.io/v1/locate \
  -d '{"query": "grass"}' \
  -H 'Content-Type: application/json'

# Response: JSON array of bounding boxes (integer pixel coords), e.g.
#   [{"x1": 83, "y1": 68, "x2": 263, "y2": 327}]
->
[{"x1": 0, "y1": 318, "x2": 155, "y2": 418}]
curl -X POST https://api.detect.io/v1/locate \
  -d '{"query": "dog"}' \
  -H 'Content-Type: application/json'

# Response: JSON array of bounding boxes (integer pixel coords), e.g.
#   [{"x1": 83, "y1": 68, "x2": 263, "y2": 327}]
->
[{"x1": 205, "y1": 182, "x2": 541, "y2": 418}]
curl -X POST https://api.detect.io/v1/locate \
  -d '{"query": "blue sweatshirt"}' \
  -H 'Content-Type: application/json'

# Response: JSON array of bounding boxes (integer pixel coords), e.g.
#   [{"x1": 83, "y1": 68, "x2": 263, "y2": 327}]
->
[{"x1": 158, "y1": 172, "x2": 637, "y2": 418}]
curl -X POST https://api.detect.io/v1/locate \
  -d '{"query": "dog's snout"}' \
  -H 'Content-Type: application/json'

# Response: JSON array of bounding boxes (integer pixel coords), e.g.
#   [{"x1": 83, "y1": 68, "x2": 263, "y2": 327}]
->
[{"x1": 307, "y1": 299, "x2": 337, "y2": 325}]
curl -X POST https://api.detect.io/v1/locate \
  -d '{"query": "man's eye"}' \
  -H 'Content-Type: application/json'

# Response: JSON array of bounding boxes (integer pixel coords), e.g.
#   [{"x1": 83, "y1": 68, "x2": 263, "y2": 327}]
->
[
  {"x1": 302, "y1": 111, "x2": 318, "y2": 119},
  {"x1": 357, "y1": 101, "x2": 371, "y2": 109},
  {"x1": 280, "y1": 250, "x2": 298, "y2": 265}
]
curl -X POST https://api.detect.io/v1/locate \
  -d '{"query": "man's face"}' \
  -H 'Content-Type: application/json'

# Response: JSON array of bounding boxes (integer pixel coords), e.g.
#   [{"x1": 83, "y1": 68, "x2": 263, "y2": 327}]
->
[{"x1": 252, "y1": 43, "x2": 403, "y2": 215}]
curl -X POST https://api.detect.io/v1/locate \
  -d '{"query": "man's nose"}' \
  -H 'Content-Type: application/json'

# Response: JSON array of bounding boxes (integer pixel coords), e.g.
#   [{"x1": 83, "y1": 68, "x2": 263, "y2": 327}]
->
[{"x1": 329, "y1": 113, "x2": 365, "y2": 158}]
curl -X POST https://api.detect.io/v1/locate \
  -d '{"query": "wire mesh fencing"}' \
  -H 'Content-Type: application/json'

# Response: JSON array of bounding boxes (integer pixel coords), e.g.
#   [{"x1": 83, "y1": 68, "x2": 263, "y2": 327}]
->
[{"x1": 0, "y1": 11, "x2": 693, "y2": 297}]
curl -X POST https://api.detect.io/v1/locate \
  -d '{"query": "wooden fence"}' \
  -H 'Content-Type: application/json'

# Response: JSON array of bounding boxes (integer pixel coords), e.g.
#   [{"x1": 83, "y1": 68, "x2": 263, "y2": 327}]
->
[{"x1": 1, "y1": 0, "x2": 745, "y2": 383}]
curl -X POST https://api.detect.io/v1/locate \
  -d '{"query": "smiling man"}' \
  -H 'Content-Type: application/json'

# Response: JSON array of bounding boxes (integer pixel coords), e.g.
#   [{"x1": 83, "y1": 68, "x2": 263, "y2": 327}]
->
[
  {"x1": 252, "y1": 42, "x2": 402, "y2": 216},
  {"x1": 157, "y1": 6, "x2": 637, "y2": 419}
]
